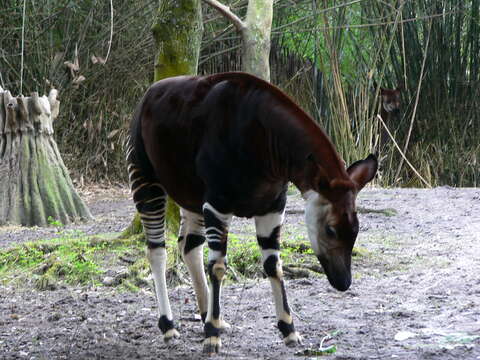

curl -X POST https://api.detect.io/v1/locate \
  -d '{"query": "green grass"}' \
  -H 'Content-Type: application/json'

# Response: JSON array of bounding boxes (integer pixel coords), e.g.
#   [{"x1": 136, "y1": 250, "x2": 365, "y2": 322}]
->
[
  {"x1": 0, "y1": 227, "x2": 373, "y2": 291},
  {"x1": 0, "y1": 230, "x2": 145, "y2": 290}
]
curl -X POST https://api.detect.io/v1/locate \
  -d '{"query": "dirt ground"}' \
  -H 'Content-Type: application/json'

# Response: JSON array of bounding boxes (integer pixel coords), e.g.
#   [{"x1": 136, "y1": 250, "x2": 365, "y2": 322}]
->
[{"x1": 1, "y1": 186, "x2": 479, "y2": 359}]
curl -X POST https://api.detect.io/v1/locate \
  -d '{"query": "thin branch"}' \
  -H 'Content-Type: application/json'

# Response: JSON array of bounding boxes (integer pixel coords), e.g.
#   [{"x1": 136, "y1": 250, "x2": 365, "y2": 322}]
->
[
  {"x1": 271, "y1": 10, "x2": 459, "y2": 34},
  {"x1": 199, "y1": 44, "x2": 241, "y2": 66},
  {"x1": 377, "y1": 114, "x2": 432, "y2": 188},
  {"x1": 201, "y1": 0, "x2": 246, "y2": 32},
  {"x1": 104, "y1": 0, "x2": 114, "y2": 63},
  {"x1": 394, "y1": 20, "x2": 432, "y2": 181}
]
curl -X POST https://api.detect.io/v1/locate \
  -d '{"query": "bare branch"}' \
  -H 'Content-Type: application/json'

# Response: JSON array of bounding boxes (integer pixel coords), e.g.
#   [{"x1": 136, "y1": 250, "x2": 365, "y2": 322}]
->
[{"x1": 202, "y1": 0, "x2": 246, "y2": 32}]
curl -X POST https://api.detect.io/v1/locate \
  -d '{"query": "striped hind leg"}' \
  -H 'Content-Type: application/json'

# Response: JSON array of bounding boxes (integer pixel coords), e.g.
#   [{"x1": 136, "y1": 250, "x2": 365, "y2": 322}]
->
[
  {"x1": 255, "y1": 210, "x2": 302, "y2": 346},
  {"x1": 130, "y1": 168, "x2": 179, "y2": 341}
]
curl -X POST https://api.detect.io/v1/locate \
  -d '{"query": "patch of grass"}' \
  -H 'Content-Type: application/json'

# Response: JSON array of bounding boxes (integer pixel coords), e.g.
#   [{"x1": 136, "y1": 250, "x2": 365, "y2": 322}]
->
[
  {"x1": 222, "y1": 234, "x2": 262, "y2": 280},
  {"x1": 352, "y1": 246, "x2": 370, "y2": 257},
  {"x1": 358, "y1": 207, "x2": 398, "y2": 217},
  {"x1": 47, "y1": 216, "x2": 64, "y2": 227},
  {"x1": 0, "y1": 231, "x2": 146, "y2": 289},
  {"x1": 287, "y1": 183, "x2": 299, "y2": 196},
  {"x1": 0, "y1": 223, "x2": 376, "y2": 292}
]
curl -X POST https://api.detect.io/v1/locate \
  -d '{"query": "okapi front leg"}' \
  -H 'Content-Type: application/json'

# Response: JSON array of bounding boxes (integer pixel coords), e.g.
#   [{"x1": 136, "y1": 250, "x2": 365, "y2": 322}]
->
[
  {"x1": 177, "y1": 208, "x2": 209, "y2": 322},
  {"x1": 131, "y1": 176, "x2": 179, "y2": 341},
  {"x1": 255, "y1": 211, "x2": 302, "y2": 346},
  {"x1": 202, "y1": 203, "x2": 232, "y2": 353}
]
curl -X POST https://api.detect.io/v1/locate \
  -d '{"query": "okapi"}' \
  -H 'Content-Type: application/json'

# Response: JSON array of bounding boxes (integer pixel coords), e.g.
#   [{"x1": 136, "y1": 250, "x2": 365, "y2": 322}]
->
[
  {"x1": 374, "y1": 81, "x2": 402, "y2": 150},
  {"x1": 126, "y1": 72, "x2": 378, "y2": 353},
  {"x1": 376, "y1": 83, "x2": 402, "y2": 120}
]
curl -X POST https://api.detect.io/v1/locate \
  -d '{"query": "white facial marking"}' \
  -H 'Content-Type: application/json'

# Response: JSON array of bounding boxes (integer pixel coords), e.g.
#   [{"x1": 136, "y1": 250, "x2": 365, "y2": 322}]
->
[{"x1": 303, "y1": 190, "x2": 330, "y2": 256}]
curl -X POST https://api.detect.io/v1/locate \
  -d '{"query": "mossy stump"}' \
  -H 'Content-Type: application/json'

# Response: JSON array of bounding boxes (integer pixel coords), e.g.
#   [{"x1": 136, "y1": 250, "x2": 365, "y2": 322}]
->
[{"x1": 0, "y1": 87, "x2": 92, "y2": 226}]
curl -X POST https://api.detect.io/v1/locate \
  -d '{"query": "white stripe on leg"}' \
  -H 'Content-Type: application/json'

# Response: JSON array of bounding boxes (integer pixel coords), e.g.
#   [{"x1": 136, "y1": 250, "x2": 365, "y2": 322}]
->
[{"x1": 147, "y1": 246, "x2": 179, "y2": 340}]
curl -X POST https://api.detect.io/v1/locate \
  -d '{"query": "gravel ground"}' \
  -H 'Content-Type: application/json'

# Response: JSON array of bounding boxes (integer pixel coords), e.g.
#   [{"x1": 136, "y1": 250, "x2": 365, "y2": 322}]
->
[{"x1": 1, "y1": 185, "x2": 479, "y2": 359}]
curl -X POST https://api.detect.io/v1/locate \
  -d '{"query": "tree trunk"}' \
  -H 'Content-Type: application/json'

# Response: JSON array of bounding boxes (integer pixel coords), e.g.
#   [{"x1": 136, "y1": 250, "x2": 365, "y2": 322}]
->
[
  {"x1": 202, "y1": 0, "x2": 273, "y2": 81},
  {"x1": 243, "y1": 0, "x2": 273, "y2": 81},
  {"x1": 0, "y1": 87, "x2": 92, "y2": 226},
  {"x1": 126, "y1": 0, "x2": 203, "y2": 238},
  {"x1": 152, "y1": 0, "x2": 204, "y2": 80}
]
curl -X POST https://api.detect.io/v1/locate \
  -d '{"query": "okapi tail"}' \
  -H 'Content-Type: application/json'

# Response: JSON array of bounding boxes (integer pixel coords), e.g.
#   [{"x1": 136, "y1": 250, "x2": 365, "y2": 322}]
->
[{"x1": 126, "y1": 91, "x2": 156, "y2": 181}]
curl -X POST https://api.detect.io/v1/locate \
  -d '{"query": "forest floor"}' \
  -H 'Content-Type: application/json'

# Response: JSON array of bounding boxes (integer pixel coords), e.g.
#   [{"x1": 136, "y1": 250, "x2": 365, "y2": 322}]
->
[{"x1": 0, "y1": 185, "x2": 479, "y2": 360}]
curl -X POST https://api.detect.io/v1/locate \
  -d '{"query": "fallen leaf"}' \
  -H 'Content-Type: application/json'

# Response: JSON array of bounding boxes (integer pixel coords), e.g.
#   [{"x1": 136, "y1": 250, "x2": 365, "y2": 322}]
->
[{"x1": 394, "y1": 331, "x2": 416, "y2": 341}]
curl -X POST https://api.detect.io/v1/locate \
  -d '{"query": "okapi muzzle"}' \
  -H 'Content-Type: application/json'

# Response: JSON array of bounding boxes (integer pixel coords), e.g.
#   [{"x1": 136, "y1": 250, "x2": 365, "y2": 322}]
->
[{"x1": 317, "y1": 248, "x2": 352, "y2": 291}]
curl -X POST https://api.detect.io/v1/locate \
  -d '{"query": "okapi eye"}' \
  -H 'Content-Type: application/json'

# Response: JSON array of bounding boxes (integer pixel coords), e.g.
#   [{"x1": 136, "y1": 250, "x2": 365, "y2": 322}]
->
[{"x1": 325, "y1": 225, "x2": 336, "y2": 238}]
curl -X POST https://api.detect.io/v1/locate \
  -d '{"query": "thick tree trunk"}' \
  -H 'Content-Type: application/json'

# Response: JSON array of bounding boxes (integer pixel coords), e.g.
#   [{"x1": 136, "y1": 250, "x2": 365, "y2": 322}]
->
[
  {"x1": 0, "y1": 87, "x2": 92, "y2": 226},
  {"x1": 126, "y1": 0, "x2": 203, "y2": 237},
  {"x1": 152, "y1": 0, "x2": 203, "y2": 80}
]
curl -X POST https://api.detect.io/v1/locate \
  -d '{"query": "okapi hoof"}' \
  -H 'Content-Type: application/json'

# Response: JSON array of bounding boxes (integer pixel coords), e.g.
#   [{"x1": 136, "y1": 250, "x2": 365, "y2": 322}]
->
[
  {"x1": 163, "y1": 328, "x2": 180, "y2": 342},
  {"x1": 219, "y1": 318, "x2": 231, "y2": 331},
  {"x1": 203, "y1": 336, "x2": 222, "y2": 354},
  {"x1": 284, "y1": 331, "x2": 302, "y2": 347}
]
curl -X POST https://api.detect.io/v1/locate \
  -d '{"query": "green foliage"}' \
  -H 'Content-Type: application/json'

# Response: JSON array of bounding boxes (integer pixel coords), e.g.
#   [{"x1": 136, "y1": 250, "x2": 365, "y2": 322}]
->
[
  {"x1": 224, "y1": 234, "x2": 262, "y2": 279},
  {"x1": 47, "y1": 216, "x2": 64, "y2": 227}
]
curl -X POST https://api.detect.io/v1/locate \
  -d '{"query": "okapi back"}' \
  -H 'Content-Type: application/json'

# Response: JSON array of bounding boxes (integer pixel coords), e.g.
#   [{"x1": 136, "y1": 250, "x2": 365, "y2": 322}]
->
[{"x1": 132, "y1": 72, "x2": 349, "y2": 216}]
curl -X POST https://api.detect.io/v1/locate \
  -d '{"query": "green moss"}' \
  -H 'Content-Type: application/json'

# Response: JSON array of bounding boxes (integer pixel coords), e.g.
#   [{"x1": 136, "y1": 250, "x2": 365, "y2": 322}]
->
[
  {"x1": 0, "y1": 232, "x2": 144, "y2": 287},
  {"x1": 152, "y1": 0, "x2": 203, "y2": 82},
  {"x1": 352, "y1": 246, "x2": 370, "y2": 257},
  {"x1": 120, "y1": 212, "x2": 144, "y2": 239}
]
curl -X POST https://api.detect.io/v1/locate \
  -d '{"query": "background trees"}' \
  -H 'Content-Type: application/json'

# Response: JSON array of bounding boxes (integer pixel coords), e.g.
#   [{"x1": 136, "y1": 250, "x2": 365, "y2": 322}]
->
[{"x1": 1, "y1": 0, "x2": 478, "y2": 187}]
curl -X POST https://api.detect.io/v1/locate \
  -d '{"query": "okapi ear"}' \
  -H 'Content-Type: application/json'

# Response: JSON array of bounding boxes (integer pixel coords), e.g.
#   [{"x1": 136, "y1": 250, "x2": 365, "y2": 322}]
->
[{"x1": 347, "y1": 154, "x2": 378, "y2": 191}]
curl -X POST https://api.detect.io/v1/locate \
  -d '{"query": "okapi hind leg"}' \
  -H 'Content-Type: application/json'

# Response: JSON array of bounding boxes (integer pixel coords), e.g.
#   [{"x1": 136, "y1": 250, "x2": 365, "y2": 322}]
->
[
  {"x1": 255, "y1": 211, "x2": 302, "y2": 346},
  {"x1": 130, "y1": 170, "x2": 179, "y2": 341},
  {"x1": 202, "y1": 202, "x2": 232, "y2": 353}
]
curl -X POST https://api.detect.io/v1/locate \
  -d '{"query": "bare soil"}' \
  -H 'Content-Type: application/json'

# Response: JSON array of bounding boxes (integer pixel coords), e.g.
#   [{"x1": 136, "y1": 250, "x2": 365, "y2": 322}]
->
[{"x1": 1, "y1": 186, "x2": 479, "y2": 359}]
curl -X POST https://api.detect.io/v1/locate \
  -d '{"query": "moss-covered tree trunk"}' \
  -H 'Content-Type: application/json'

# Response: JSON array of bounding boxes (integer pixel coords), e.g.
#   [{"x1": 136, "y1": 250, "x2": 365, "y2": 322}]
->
[
  {"x1": 0, "y1": 87, "x2": 92, "y2": 226},
  {"x1": 125, "y1": 0, "x2": 203, "y2": 237}
]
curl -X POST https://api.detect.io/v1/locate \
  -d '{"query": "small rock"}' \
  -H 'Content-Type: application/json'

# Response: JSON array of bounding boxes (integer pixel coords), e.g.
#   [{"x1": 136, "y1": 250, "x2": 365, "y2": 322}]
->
[
  {"x1": 47, "y1": 313, "x2": 61, "y2": 322},
  {"x1": 394, "y1": 331, "x2": 417, "y2": 341},
  {"x1": 102, "y1": 276, "x2": 115, "y2": 286}
]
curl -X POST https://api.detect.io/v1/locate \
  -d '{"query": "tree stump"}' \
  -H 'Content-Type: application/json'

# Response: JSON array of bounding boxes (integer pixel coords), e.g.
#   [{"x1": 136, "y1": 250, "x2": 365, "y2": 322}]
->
[{"x1": 0, "y1": 87, "x2": 92, "y2": 226}]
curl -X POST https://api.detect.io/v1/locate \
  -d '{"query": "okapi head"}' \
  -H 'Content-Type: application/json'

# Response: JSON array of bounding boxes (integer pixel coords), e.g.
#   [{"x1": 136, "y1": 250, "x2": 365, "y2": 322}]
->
[
  {"x1": 374, "y1": 81, "x2": 403, "y2": 116},
  {"x1": 380, "y1": 86, "x2": 402, "y2": 115},
  {"x1": 303, "y1": 154, "x2": 378, "y2": 291}
]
